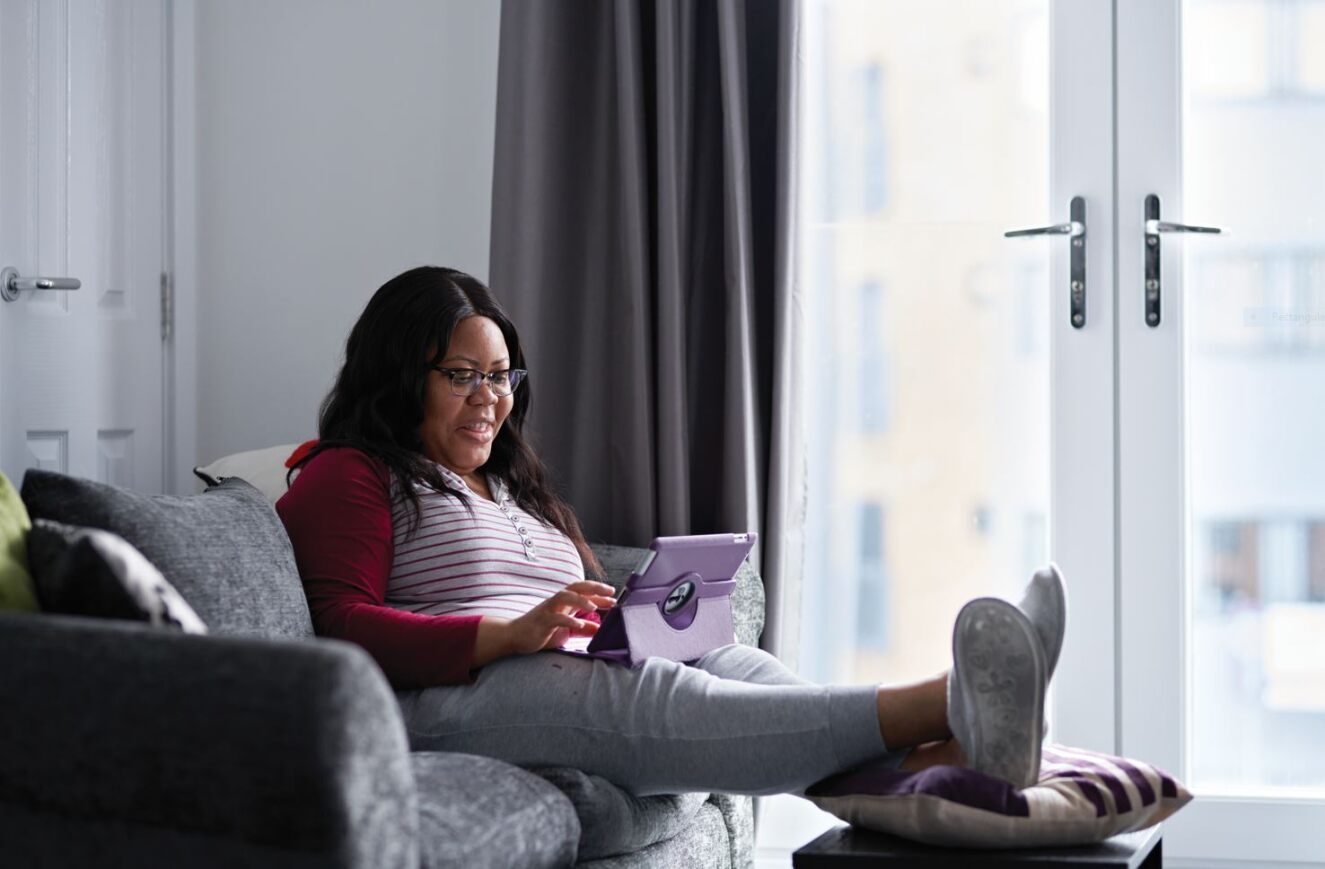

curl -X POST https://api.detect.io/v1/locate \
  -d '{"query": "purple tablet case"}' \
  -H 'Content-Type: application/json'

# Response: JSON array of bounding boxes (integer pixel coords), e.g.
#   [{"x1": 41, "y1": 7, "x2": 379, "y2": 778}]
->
[{"x1": 558, "y1": 532, "x2": 756, "y2": 667}]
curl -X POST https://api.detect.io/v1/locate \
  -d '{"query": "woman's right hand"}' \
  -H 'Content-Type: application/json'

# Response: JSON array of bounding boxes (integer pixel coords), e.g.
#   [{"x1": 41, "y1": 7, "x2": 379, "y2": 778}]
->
[{"x1": 504, "y1": 581, "x2": 618, "y2": 655}]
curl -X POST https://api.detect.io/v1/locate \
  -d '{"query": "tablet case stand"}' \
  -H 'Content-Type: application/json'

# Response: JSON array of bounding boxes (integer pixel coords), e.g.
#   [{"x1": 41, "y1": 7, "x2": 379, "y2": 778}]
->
[
  {"x1": 560, "y1": 533, "x2": 750, "y2": 666},
  {"x1": 583, "y1": 574, "x2": 738, "y2": 667}
]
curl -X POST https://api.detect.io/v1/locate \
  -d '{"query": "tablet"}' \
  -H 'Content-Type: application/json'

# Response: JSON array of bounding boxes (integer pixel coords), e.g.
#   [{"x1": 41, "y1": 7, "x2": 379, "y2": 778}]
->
[{"x1": 557, "y1": 532, "x2": 757, "y2": 665}]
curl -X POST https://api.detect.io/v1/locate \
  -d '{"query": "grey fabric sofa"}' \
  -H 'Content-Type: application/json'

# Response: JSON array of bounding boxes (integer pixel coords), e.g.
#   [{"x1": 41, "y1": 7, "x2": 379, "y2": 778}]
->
[{"x1": 0, "y1": 521, "x2": 765, "y2": 869}]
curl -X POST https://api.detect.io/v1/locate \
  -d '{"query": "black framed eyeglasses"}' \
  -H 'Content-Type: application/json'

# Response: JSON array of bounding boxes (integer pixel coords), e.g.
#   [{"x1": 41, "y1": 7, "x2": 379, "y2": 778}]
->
[{"x1": 430, "y1": 366, "x2": 527, "y2": 397}]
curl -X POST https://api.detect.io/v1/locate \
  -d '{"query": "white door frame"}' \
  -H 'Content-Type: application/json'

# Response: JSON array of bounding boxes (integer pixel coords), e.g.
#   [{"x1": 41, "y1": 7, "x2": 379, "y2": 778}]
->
[{"x1": 167, "y1": 0, "x2": 198, "y2": 495}]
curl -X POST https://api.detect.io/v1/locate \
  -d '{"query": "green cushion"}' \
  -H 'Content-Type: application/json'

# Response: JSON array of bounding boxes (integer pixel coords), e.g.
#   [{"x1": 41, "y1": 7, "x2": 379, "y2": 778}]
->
[{"x1": 0, "y1": 472, "x2": 39, "y2": 611}]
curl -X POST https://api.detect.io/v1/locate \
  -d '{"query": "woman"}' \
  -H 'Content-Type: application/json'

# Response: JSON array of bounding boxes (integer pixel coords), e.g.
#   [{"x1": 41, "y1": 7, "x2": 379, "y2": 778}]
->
[{"x1": 276, "y1": 265, "x2": 1066, "y2": 797}]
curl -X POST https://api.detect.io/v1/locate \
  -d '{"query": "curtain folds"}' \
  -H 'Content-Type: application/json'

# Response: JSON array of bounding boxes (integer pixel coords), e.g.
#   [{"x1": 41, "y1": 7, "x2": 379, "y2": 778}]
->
[{"x1": 489, "y1": 0, "x2": 803, "y2": 663}]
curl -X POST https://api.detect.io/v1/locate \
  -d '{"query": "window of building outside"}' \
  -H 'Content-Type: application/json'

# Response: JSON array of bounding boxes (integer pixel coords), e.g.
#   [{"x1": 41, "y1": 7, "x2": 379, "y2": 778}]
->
[
  {"x1": 858, "y1": 282, "x2": 889, "y2": 433},
  {"x1": 860, "y1": 64, "x2": 888, "y2": 213},
  {"x1": 855, "y1": 503, "x2": 889, "y2": 650},
  {"x1": 1186, "y1": 0, "x2": 1325, "y2": 100}
]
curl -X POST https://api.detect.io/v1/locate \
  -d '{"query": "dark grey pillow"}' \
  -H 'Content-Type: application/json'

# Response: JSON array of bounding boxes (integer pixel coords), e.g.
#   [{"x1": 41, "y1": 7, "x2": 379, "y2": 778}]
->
[
  {"x1": 20, "y1": 470, "x2": 313, "y2": 640},
  {"x1": 27, "y1": 519, "x2": 208, "y2": 633},
  {"x1": 527, "y1": 766, "x2": 709, "y2": 860}
]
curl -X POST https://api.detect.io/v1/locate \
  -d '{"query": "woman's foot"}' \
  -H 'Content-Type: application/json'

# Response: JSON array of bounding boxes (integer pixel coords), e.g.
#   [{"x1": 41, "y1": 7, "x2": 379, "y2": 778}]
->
[
  {"x1": 1017, "y1": 562, "x2": 1067, "y2": 682},
  {"x1": 898, "y1": 737, "x2": 966, "y2": 773},
  {"x1": 946, "y1": 597, "x2": 1046, "y2": 790}
]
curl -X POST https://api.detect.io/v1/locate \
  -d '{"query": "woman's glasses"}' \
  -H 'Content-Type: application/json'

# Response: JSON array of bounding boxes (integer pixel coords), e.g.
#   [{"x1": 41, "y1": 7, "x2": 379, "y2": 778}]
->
[{"x1": 431, "y1": 366, "x2": 527, "y2": 397}]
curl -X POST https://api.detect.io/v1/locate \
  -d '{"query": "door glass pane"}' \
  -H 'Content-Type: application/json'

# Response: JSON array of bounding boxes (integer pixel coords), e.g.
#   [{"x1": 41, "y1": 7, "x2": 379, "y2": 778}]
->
[
  {"x1": 798, "y1": 0, "x2": 1051, "y2": 687},
  {"x1": 1184, "y1": 0, "x2": 1325, "y2": 793}
]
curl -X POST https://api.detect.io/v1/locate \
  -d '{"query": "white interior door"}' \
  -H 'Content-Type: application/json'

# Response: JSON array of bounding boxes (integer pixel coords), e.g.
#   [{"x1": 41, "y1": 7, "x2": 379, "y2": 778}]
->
[
  {"x1": 0, "y1": 0, "x2": 167, "y2": 493},
  {"x1": 1118, "y1": 0, "x2": 1325, "y2": 864}
]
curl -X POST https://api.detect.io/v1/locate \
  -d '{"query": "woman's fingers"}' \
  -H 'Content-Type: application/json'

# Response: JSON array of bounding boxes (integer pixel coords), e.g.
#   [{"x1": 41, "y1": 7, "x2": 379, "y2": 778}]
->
[
  {"x1": 566, "y1": 580, "x2": 617, "y2": 596},
  {"x1": 550, "y1": 590, "x2": 601, "y2": 613},
  {"x1": 568, "y1": 619, "x2": 599, "y2": 636},
  {"x1": 539, "y1": 613, "x2": 598, "y2": 648}
]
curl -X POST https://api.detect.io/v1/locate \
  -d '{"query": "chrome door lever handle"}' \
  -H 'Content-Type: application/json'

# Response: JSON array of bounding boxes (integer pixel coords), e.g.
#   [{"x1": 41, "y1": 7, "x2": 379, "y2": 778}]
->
[
  {"x1": 1143, "y1": 194, "x2": 1224, "y2": 327},
  {"x1": 1145, "y1": 219, "x2": 1222, "y2": 235},
  {"x1": 1004, "y1": 220, "x2": 1085, "y2": 238},
  {"x1": 1005, "y1": 196, "x2": 1087, "y2": 329},
  {"x1": 1, "y1": 267, "x2": 82, "y2": 302}
]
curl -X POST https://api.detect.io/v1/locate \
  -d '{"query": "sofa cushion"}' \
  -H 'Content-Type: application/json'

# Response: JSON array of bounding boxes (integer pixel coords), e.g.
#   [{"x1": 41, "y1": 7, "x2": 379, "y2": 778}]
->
[
  {"x1": 0, "y1": 471, "x2": 39, "y2": 612},
  {"x1": 409, "y1": 751, "x2": 579, "y2": 869},
  {"x1": 27, "y1": 519, "x2": 208, "y2": 633},
  {"x1": 20, "y1": 470, "x2": 313, "y2": 640},
  {"x1": 527, "y1": 766, "x2": 709, "y2": 860},
  {"x1": 576, "y1": 799, "x2": 730, "y2": 869}
]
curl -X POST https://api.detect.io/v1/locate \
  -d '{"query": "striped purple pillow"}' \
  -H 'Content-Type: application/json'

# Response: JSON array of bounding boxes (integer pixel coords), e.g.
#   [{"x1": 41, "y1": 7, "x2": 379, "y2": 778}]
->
[{"x1": 806, "y1": 743, "x2": 1192, "y2": 849}]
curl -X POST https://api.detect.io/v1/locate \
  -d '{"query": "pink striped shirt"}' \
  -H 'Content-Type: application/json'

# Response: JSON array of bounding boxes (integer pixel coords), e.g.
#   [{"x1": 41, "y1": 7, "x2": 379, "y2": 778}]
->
[{"x1": 385, "y1": 463, "x2": 586, "y2": 619}]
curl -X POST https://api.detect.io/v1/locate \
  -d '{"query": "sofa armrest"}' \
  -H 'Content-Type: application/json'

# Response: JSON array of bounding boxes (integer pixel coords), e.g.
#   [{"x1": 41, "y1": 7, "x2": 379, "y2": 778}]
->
[
  {"x1": 587, "y1": 543, "x2": 766, "y2": 648},
  {"x1": 0, "y1": 611, "x2": 418, "y2": 868}
]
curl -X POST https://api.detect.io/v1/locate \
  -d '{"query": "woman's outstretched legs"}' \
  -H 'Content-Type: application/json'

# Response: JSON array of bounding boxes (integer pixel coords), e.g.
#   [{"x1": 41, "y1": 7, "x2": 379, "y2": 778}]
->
[
  {"x1": 691, "y1": 646, "x2": 967, "y2": 777},
  {"x1": 874, "y1": 671, "x2": 969, "y2": 773},
  {"x1": 397, "y1": 646, "x2": 904, "y2": 797},
  {"x1": 392, "y1": 566, "x2": 1064, "y2": 795},
  {"x1": 875, "y1": 671, "x2": 950, "y2": 749},
  {"x1": 692, "y1": 643, "x2": 951, "y2": 755},
  {"x1": 691, "y1": 644, "x2": 918, "y2": 794}
]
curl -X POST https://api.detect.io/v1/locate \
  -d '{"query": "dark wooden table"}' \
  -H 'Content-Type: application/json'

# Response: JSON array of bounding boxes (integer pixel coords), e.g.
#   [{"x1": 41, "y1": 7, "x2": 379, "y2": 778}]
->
[{"x1": 792, "y1": 825, "x2": 1162, "y2": 868}]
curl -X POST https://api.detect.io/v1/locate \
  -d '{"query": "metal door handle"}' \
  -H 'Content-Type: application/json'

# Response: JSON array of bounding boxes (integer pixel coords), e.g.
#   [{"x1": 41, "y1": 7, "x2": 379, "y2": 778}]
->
[
  {"x1": 1145, "y1": 220, "x2": 1222, "y2": 235},
  {"x1": 1005, "y1": 196, "x2": 1087, "y2": 329},
  {"x1": 1143, "y1": 194, "x2": 1224, "y2": 327},
  {"x1": 2, "y1": 267, "x2": 82, "y2": 302},
  {"x1": 1004, "y1": 220, "x2": 1085, "y2": 238}
]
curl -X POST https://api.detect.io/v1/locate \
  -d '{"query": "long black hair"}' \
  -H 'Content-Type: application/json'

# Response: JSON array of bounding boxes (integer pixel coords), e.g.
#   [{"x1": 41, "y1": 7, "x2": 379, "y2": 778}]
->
[{"x1": 291, "y1": 266, "x2": 602, "y2": 580}]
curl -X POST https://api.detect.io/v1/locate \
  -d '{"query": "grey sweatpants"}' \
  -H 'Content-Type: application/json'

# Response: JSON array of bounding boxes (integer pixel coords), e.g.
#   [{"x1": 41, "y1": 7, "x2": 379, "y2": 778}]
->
[{"x1": 393, "y1": 644, "x2": 911, "y2": 797}]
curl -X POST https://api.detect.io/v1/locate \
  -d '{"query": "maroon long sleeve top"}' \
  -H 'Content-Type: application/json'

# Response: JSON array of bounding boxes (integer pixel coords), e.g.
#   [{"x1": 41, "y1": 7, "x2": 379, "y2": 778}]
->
[{"x1": 275, "y1": 448, "x2": 488, "y2": 688}]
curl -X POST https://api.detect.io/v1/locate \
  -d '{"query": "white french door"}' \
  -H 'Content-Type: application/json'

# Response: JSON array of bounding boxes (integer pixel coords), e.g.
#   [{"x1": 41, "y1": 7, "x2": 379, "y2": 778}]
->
[
  {"x1": 763, "y1": 0, "x2": 1323, "y2": 865},
  {"x1": 0, "y1": 0, "x2": 169, "y2": 493},
  {"x1": 1118, "y1": 0, "x2": 1325, "y2": 863},
  {"x1": 759, "y1": 0, "x2": 1118, "y2": 859}
]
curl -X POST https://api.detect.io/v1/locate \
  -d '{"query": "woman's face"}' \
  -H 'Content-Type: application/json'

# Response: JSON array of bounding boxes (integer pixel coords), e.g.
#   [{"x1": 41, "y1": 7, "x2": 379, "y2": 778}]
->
[{"x1": 418, "y1": 315, "x2": 515, "y2": 478}]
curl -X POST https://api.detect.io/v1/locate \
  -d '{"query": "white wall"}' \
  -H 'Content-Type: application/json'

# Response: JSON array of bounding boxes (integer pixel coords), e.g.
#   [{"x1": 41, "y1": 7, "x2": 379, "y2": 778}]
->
[{"x1": 188, "y1": 0, "x2": 500, "y2": 468}]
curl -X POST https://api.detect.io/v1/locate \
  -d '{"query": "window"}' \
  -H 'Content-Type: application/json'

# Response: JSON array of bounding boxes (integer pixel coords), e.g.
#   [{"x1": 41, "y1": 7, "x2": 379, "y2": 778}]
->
[
  {"x1": 825, "y1": 58, "x2": 891, "y2": 219},
  {"x1": 1200, "y1": 520, "x2": 1260, "y2": 608},
  {"x1": 855, "y1": 502, "x2": 889, "y2": 650},
  {"x1": 860, "y1": 64, "x2": 889, "y2": 213},
  {"x1": 858, "y1": 281, "x2": 889, "y2": 432},
  {"x1": 1190, "y1": 250, "x2": 1325, "y2": 355},
  {"x1": 1187, "y1": 0, "x2": 1325, "y2": 100}
]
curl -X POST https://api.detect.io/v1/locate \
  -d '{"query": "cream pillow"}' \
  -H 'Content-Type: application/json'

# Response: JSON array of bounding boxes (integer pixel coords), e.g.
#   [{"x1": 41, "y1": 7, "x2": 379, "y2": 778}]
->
[
  {"x1": 807, "y1": 743, "x2": 1192, "y2": 849},
  {"x1": 193, "y1": 442, "x2": 306, "y2": 503}
]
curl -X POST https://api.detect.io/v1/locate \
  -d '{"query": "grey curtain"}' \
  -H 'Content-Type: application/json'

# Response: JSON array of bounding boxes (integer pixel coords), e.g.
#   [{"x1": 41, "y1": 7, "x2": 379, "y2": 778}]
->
[{"x1": 489, "y1": 0, "x2": 804, "y2": 663}]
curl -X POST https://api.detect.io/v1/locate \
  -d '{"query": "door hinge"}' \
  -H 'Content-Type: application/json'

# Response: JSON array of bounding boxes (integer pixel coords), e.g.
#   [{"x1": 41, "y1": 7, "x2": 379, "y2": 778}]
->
[{"x1": 160, "y1": 270, "x2": 173, "y2": 343}]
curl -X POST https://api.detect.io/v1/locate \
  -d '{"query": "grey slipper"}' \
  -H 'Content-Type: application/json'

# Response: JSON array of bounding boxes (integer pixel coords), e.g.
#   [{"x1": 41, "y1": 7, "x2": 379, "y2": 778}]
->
[
  {"x1": 946, "y1": 597, "x2": 1046, "y2": 790},
  {"x1": 1017, "y1": 562, "x2": 1067, "y2": 682}
]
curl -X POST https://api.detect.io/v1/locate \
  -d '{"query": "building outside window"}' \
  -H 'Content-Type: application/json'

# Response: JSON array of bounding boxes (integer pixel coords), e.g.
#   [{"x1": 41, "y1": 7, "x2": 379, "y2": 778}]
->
[
  {"x1": 858, "y1": 282, "x2": 889, "y2": 433},
  {"x1": 855, "y1": 502, "x2": 889, "y2": 650}
]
